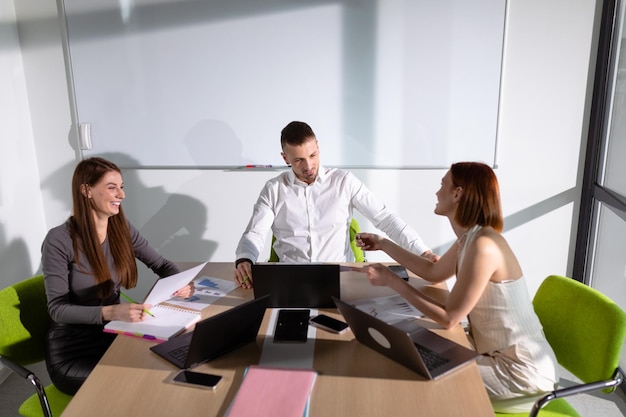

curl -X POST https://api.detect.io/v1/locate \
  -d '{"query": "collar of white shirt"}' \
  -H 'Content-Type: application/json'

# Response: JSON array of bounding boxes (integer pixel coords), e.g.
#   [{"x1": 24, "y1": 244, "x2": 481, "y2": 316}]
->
[{"x1": 287, "y1": 165, "x2": 329, "y2": 185}]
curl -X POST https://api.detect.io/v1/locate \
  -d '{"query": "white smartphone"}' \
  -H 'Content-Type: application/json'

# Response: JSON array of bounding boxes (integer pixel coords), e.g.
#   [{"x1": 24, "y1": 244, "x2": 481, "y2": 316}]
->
[
  {"x1": 172, "y1": 370, "x2": 222, "y2": 390},
  {"x1": 309, "y1": 314, "x2": 349, "y2": 334}
]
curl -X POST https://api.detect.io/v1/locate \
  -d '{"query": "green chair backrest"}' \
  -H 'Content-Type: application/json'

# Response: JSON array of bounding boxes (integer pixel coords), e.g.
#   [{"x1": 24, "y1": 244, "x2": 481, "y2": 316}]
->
[
  {"x1": 348, "y1": 219, "x2": 365, "y2": 263},
  {"x1": 0, "y1": 275, "x2": 51, "y2": 365},
  {"x1": 533, "y1": 275, "x2": 626, "y2": 390},
  {"x1": 269, "y1": 218, "x2": 365, "y2": 262}
]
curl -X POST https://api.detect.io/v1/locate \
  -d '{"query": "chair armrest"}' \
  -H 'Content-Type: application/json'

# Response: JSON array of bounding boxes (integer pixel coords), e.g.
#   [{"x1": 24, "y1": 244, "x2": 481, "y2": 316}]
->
[
  {"x1": 0, "y1": 355, "x2": 33, "y2": 379},
  {"x1": 0, "y1": 355, "x2": 54, "y2": 417},
  {"x1": 529, "y1": 368, "x2": 623, "y2": 417}
]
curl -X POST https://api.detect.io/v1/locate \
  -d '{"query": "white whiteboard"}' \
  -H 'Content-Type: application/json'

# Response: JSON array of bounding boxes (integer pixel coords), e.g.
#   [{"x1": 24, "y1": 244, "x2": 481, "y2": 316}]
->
[{"x1": 63, "y1": 0, "x2": 505, "y2": 168}]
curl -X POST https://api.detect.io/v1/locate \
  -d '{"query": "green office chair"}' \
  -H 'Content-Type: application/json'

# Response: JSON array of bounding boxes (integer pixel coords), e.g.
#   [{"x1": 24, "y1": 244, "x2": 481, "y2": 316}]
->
[
  {"x1": 268, "y1": 218, "x2": 365, "y2": 262},
  {"x1": 495, "y1": 275, "x2": 626, "y2": 417},
  {"x1": 0, "y1": 275, "x2": 73, "y2": 417}
]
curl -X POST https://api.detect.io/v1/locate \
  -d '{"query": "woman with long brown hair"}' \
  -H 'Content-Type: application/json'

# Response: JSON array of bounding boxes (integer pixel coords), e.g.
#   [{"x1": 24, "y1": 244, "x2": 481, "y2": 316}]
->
[
  {"x1": 42, "y1": 157, "x2": 193, "y2": 395},
  {"x1": 353, "y1": 162, "x2": 557, "y2": 413}
]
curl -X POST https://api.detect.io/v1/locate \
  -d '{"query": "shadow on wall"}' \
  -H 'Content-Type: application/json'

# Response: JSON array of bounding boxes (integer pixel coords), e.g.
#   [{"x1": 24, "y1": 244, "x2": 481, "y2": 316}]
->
[
  {"x1": 40, "y1": 152, "x2": 217, "y2": 265},
  {"x1": 184, "y1": 119, "x2": 254, "y2": 167},
  {"x1": 0, "y1": 223, "x2": 32, "y2": 285}
]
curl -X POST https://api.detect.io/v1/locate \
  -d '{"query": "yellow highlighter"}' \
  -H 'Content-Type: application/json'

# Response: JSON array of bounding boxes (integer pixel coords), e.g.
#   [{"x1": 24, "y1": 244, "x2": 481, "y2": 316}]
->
[{"x1": 120, "y1": 292, "x2": 155, "y2": 317}]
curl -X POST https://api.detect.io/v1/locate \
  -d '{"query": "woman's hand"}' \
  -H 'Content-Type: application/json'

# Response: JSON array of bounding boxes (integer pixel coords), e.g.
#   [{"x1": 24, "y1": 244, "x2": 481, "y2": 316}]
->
[
  {"x1": 354, "y1": 232, "x2": 386, "y2": 251},
  {"x1": 352, "y1": 263, "x2": 402, "y2": 288},
  {"x1": 421, "y1": 250, "x2": 440, "y2": 262},
  {"x1": 173, "y1": 281, "x2": 196, "y2": 299},
  {"x1": 102, "y1": 302, "x2": 151, "y2": 322}
]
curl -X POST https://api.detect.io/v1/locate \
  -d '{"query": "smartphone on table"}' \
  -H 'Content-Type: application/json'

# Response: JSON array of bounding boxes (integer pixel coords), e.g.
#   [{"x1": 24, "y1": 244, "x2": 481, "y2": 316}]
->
[
  {"x1": 309, "y1": 314, "x2": 349, "y2": 334},
  {"x1": 172, "y1": 370, "x2": 222, "y2": 390},
  {"x1": 273, "y1": 309, "x2": 310, "y2": 343}
]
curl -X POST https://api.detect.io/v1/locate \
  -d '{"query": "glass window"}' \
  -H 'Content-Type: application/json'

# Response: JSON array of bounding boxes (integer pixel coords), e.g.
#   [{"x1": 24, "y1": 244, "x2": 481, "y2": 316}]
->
[
  {"x1": 586, "y1": 2, "x2": 626, "y2": 377},
  {"x1": 590, "y1": 204, "x2": 626, "y2": 306},
  {"x1": 602, "y1": 9, "x2": 626, "y2": 196},
  {"x1": 589, "y1": 203, "x2": 626, "y2": 371}
]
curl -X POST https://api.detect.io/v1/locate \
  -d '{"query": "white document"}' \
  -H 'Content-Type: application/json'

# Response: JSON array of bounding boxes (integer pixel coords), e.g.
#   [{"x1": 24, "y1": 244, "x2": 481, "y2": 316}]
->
[
  {"x1": 164, "y1": 276, "x2": 238, "y2": 311},
  {"x1": 143, "y1": 262, "x2": 207, "y2": 306},
  {"x1": 351, "y1": 294, "x2": 423, "y2": 324}
]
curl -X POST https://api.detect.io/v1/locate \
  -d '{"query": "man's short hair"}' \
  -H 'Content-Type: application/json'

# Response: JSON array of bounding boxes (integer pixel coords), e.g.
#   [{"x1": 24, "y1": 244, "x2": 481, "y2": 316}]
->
[{"x1": 281, "y1": 121, "x2": 316, "y2": 149}]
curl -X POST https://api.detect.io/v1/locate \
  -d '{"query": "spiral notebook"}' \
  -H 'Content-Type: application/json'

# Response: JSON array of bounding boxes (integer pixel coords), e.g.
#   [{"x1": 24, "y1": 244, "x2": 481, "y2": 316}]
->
[
  {"x1": 104, "y1": 303, "x2": 201, "y2": 342},
  {"x1": 104, "y1": 263, "x2": 208, "y2": 342}
]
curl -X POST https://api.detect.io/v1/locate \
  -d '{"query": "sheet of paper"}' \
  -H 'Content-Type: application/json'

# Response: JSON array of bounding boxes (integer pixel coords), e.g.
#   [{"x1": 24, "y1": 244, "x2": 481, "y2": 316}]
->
[
  {"x1": 351, "y1": 294, "x2": 423, "y2": 324},
  {"x1": 164, "y1": 276, "x2": 238, "y2": 311},
  {"x1": 143, "y1": 262, "x2": 207, "y2": 306}
]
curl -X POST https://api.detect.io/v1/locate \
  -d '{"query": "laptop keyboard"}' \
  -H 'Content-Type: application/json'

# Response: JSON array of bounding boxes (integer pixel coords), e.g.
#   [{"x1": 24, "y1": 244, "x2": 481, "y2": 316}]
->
[
  {"x1": 415, "y1": 343, "x2": 450, "y2": 371},
  {"x1": 168, "y1": 345, "x2": 189, "y2": 362}
]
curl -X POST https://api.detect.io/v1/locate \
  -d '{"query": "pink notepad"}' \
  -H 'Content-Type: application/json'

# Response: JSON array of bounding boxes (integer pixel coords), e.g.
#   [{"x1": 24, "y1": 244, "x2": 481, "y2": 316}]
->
[{"x1": 227, "y1": 366, "x2": 317, "y2": 417}]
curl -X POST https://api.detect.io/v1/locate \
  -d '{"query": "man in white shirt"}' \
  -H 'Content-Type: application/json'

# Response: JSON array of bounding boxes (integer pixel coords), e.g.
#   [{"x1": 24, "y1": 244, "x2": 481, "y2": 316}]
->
[{"x1": 234, "y1": 121, "x2": 438, "y2": 288}]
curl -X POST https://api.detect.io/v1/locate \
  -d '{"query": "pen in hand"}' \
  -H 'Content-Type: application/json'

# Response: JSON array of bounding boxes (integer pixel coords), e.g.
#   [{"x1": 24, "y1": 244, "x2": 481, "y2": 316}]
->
[
  {"x1": 240, "y1": 276, "x2": 250, "y2": 287},
  {"x1": 120, "y1": 292, "x2": 155, "y2": 317}
]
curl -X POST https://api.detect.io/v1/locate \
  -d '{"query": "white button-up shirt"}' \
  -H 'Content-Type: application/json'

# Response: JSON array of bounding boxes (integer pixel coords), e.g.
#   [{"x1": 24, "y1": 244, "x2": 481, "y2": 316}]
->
[{"x1": 235, "y1": 167, "x2": 430, "y2": 263}]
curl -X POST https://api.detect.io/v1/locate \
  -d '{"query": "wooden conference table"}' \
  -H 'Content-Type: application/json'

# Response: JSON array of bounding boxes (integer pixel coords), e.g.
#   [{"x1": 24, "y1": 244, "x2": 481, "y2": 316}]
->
[{"x1": 61, "y1": 263, "x2": 494, "y2": 417}]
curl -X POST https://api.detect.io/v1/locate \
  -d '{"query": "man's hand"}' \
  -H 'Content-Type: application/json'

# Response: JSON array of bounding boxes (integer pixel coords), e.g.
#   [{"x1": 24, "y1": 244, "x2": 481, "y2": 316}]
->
[{"x1": 235, "y1": 259, "x2": 253, "y2": 289}]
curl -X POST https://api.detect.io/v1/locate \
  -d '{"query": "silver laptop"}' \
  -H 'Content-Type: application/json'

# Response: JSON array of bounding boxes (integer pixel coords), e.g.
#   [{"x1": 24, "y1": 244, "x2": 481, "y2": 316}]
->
[
  {"x1": 333, "y1": 296, "x2": 478, "y2": 379},
  {"x1": 150, "y1": 295, "x2": 269, "y2": 369},
  {"x1": 252, "y1": 263, "x2": 340, "y2": 308}
]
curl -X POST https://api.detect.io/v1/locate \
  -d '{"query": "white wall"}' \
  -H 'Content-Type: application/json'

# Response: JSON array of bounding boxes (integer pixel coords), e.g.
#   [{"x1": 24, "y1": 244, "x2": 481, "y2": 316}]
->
[
  {"x1": 1, "y1": 0, "x2": 600, "y2": 302},
  {"x1": 0, "y1": 0, "x2": 49, "y2": 280}
]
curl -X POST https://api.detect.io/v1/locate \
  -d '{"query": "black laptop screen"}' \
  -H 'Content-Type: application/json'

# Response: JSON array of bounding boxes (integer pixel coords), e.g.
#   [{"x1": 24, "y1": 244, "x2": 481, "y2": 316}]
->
[{"x1": 252, "y1": 264, "x2": 340, "y2": 308}]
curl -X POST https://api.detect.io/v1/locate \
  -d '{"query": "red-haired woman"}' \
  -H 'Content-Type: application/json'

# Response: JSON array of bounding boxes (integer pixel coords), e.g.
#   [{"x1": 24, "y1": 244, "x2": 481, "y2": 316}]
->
[
  {"x1": 42, "y1": 157, "x2": 193, "y2": 395},
  {"x1": 354, "y1": 162, "x2": 557, "y2": 413}
]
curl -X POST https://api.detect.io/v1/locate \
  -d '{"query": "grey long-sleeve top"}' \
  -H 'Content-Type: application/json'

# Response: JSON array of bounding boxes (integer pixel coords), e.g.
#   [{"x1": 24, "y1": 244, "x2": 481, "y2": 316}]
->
[{"x1": 41, "y1": 219, "x2": 180, "y2": 325}]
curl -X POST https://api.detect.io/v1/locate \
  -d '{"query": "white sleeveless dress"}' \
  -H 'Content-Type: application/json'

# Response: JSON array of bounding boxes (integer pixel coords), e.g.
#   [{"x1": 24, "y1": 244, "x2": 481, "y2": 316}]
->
[{"x1": 459, "y1": 225, "x2": 558, "y2": 412}]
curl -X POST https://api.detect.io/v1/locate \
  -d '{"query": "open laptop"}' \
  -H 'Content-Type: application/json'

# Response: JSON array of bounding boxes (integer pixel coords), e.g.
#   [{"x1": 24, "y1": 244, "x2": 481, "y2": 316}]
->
[
  {"x1": 252, "y1": 263, "x2": 340, "y2": 308},
  {"x1": 150, "y1": 295, "x2": 269, "y2": 369},
  {"x1": 333, "y1": 297, "x2": 478, "y2": 379}
]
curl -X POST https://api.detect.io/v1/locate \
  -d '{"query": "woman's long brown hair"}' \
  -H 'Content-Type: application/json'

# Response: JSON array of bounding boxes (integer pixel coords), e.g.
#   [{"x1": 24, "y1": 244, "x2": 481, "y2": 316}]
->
[
  {"x1": 69, "y1": 157, "x2": 137, "y2": 297},
  {"x1": 450, "y1": 162, "x2": 503, "y2": 232}
]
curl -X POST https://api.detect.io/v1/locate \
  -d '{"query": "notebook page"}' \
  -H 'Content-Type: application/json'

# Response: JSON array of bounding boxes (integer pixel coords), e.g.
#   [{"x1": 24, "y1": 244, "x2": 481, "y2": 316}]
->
[{"x1": 103, "y1": 304, "x2": 200, "y2": 341}]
